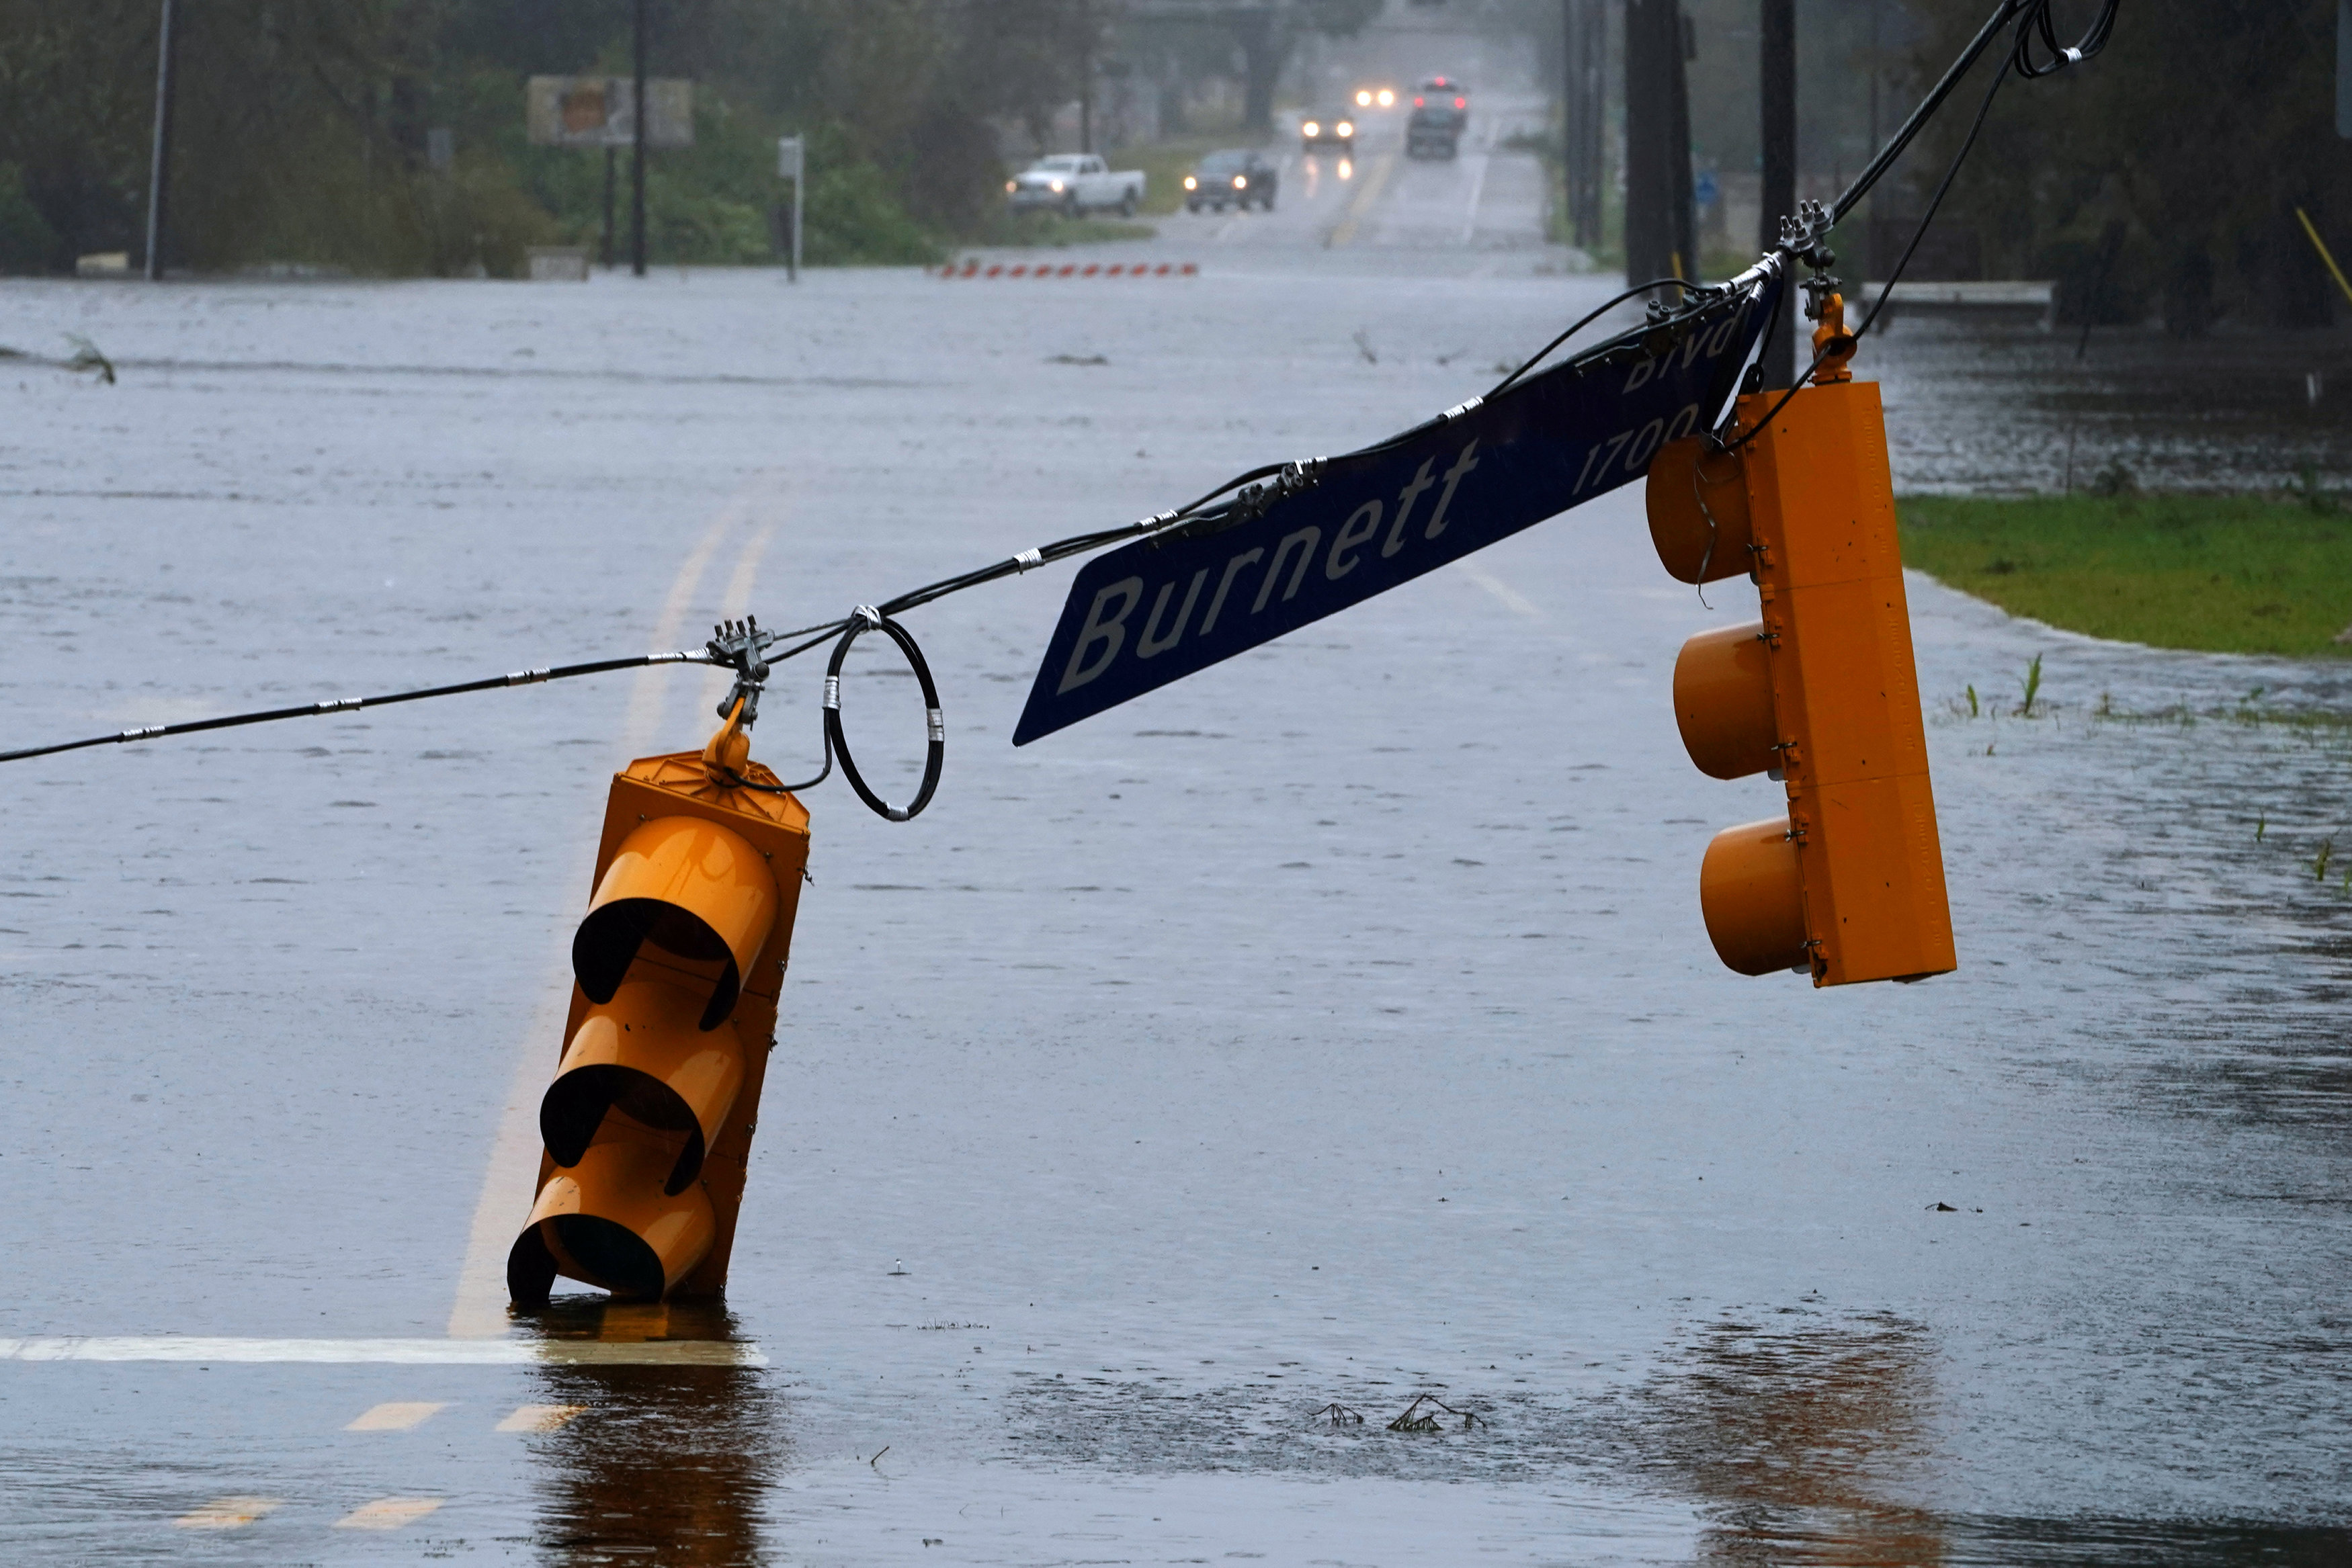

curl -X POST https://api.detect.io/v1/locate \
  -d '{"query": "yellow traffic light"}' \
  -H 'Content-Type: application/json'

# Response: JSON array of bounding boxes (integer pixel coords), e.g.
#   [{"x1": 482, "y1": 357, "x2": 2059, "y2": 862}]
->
[
  {"x1": 1647, "y1": 316, "x2": 1955, "y2": 988},
  {"x1": 509, "y1": 713, "x2": 810, "y2": 1306}
]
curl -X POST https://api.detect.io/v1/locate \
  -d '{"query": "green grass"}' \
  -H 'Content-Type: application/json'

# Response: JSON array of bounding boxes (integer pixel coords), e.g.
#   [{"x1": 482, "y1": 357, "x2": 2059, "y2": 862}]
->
[{"x1": 1897, "y1": 492, "x2": 2352, "y2": 658}]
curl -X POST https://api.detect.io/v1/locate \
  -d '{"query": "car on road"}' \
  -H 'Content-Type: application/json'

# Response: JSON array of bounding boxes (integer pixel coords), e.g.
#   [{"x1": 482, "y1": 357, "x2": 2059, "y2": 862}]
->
[
  {"x1": 1183, "y1": 149, "x2": 1279, "y2": 212},
  {"x1": 1406, "y1": 77, "x2": 1468, "y2": 159},
  {"x1": 1414, "y1": 77, "x2": 1470, "y2": 129},
  {"x1": 1299, "y1": 111, "x2": 1356, "y2": 153},
  {"x1": 1005, "y1": 153, "x2": 1146, "y2": 218}
]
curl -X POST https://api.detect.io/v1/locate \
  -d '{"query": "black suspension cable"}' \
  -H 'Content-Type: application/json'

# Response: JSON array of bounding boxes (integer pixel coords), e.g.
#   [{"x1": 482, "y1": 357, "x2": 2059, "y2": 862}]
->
[{"x1": 0, "y1": 650, "x2": 710, "y2": 765}]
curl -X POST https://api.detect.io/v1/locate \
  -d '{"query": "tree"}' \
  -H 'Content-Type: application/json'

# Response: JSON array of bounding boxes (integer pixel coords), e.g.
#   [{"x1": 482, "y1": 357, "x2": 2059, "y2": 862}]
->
[{"x1": 1904, "y1": 0, "x2": 2349, "y2": 332}]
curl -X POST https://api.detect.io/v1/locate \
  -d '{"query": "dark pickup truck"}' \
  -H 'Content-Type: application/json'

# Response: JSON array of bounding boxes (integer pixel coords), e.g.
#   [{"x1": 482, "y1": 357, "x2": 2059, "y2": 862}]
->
[{"x1": 1406, "y1": 77, "x2": 1468, "y2": 159}]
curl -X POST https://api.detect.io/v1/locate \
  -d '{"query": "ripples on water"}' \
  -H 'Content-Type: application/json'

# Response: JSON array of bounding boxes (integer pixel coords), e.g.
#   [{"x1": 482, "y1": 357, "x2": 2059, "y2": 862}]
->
[{"x1": 1868, "y1": 313, "x2": 2352, "y2": 495}]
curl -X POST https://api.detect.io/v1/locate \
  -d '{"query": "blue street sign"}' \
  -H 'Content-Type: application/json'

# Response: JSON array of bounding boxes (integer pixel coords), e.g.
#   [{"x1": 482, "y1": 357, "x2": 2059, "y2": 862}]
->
[
  {"x1": 1013, "y1": 271, "x2": 1783, "y2": 746},
  {"x1": 1695, "y1": 168, "x2": 1720, "y2": 207}
]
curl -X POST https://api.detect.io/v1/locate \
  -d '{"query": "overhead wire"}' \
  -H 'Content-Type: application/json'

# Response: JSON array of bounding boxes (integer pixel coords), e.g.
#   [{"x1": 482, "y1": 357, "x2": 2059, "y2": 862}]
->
[{"x1": 3, "y1": 0, "x2": 2119, "y2": 805}]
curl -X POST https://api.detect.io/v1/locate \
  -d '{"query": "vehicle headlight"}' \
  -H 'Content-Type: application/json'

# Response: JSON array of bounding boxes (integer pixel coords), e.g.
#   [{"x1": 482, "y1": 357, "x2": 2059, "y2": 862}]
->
[
  {"x1": 1302, "y1": 121, "x2": 1320, "y2": 137},
  {"x1": 1337, "y1": 122, "x2": 1353, "y2": 136},
  {"x1": 1005, "y1": 180, "x2": 1017, "y2": 193},
  {"x1": 1355, "y1": 90, "x2": 1372, "y2": 107},
  {"x1": 1378, "y1": 88, "x2": 1394, "y2": 107},
  {"x1": 1048, "y1": 179, "x2": 1063, "y2": 193},
  {"x1": 1183, "y1": 175, "x2": 1196, "y2": 190},
  {"x1": 1232, "y1": 175, "x2": 1247, "y2": 189}
]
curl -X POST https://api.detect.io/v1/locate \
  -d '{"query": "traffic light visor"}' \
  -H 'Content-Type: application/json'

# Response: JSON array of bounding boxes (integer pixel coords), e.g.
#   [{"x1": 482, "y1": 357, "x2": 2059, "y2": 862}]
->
[
  {"x1": 573, "y1": 816, "x2": 780, "y2": 1029},
  {"x1": 541, "y1": 977, "x2": 747, "y2": 1194},
  {"x1": 1646, "y1": 437, "x2": 1753, "y2": 584},
  {"x1": 1674, "y1": 622, "x2": 1777, "y2": 780},
  {"x1": 513, "y1": 1138, "x2": 718, "y2": 1301},
  {"x1": 1700, "y1": 817, "x2": 1807, "y2": 975}
]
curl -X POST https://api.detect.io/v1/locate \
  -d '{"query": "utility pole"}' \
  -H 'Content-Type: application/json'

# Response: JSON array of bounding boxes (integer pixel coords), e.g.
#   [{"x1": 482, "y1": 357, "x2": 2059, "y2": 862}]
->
[
  {"x1": 2337, "y1": 0, "x2": 2351, "y2": 139},
  {"x1": 1624, "y1": 0, "x2": 1695, "y2": 289},
  {"x1": 1079, "y1": 0, "x2": 1095, "y2": 155},
  {"x1": 603, "y1": 146, "x2": 618, "y2": 269},
  {"x1": 632, "y1": 0, "x2": 648, "y2": 278},
  {"x1": 143, "y1": 0, "x2": 180, "y2": 281},
  {"x1": 1760, "y1": 0, "x2": 1797, "y2": 386},
  {"x1": 1562, "y1": 0, "x2": 1604, "y2": 253}
]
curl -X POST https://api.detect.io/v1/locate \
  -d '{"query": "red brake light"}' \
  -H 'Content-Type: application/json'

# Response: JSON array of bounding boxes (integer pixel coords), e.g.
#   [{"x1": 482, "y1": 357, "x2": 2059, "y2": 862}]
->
[
  {"x1": 1454, "y1": 97, "x2": 1466, "y2": 109},
  {"x1": 1413, "y1": 96, "x2": 1424, "y2": 107}
]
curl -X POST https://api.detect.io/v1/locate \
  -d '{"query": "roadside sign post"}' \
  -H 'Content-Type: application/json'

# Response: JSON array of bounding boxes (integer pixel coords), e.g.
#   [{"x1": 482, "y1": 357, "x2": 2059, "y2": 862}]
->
[
  {"x1": 526, "y1": 74, "x2": 694, "y2": 275},
  {"x1": 142, "y1": 0, "x2": 179, "y2": 282},
  {"x1": 777, "y1": 137, "x2": 806, "y2": 283}
]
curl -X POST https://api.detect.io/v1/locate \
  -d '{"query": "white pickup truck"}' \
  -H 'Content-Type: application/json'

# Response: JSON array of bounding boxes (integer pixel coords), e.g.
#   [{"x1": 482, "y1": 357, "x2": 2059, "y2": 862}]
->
[{"x1": 1005, "y1": 154, "x2": 1146, "y2": 218}]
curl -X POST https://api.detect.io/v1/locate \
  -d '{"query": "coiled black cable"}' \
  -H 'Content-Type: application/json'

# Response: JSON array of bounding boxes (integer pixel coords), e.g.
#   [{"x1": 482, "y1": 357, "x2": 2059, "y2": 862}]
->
[{"x1": 754, "y1": 609, "x2": 943, "y2": 822}]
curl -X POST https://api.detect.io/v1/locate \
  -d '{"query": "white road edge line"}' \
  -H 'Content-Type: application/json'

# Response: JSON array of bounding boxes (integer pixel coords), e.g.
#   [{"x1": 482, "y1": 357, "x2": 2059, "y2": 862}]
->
[{"x1": 0, "y1": 1336, "x2": 767, "y2": 1366}]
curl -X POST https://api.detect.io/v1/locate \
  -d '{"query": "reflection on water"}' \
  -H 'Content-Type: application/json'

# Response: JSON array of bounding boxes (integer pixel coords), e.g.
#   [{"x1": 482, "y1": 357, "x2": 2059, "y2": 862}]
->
[
  {"x1": 1630, "y1": 1309, "x2": 1945, "y2": 1567},
  {"x1": 518, "y1": 1299, "x2": 783, "y2": 1568}
]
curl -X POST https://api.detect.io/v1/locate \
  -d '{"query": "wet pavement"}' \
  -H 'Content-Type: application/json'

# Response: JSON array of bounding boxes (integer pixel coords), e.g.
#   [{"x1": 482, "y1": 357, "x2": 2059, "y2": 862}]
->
[{"x1": 3, "y1": 34, "x2": 2350, "y2": 1568}]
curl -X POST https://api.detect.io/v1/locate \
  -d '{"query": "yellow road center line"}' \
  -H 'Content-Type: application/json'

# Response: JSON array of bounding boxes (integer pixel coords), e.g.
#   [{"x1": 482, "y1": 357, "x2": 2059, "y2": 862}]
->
[
  {"x1": 1327, "y1": 150, "x2": 1398, "y2": 249},
  {"x1": 335, "y1": 1496, "x2": 443, "y2": 1530},
  {"x1": 1458, "y1": 564, "x2": 1540, "y2": 618},
  {"x1": 496, "y1": 1402, "x2": 587, "y2": 1432},
  {"x1": 173, "y1": 1496, "x2": 282, "y2": 1530},
  {"x1": 345, "y1": 1400, "x2": 446, "y2": 1432}
]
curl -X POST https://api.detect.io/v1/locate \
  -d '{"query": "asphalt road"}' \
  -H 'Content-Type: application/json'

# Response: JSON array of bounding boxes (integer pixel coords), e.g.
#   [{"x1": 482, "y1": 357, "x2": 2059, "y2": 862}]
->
[{"x1": 3, "y1": 47, "x2": 2349, "y2": 1568}]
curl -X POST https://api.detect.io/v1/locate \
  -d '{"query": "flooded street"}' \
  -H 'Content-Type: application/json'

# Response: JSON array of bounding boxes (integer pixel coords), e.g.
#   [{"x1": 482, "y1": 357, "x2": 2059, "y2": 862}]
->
[{"x1": 2, "y1": 75, "x2": 2349, "y2": 1565}]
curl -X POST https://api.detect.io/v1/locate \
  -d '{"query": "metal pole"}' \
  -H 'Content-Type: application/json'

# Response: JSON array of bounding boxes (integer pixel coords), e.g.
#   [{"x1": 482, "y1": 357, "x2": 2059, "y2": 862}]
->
[
  {"x1": 1578, "y1": 0, "x2": 1605, "y2": 249},
  {"x1": 1867, "y1": 0, "x2": 1882, "y2": 278},
  {"x1": 631, "y1": 0, "x2": 648, "y2": 278},
  {"x1": 602, "y1": 145, "x2": 616, "y2": 269},
  {"x1": 1079, "y1": 0, "x2": 1095, "y2": 155},
  {"x1": 791, "y1": 167, "x2": 802, "y2": 283},
  {"x1": 143, "y1": 0, "x2": 179, "y2": 281},
  {"x1": 1623, "y1": 0, "x2": 1672, "y2": 286},
  {"x1": 1760, "y1": 0, "x2": 1798, "y2": 386},
  {"x1": 2339, "y1": 0, "x2": 2351, "y2": 139}
]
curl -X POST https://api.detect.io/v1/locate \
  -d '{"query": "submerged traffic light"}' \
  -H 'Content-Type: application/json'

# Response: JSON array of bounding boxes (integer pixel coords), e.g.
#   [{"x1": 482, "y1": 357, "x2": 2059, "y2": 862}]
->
[
  {"x1": 509, "y1": 701, "x2": 810, "y2": 1305},
  {"x1": 1645, "y1": 299, "x2": 1955, "y2": 987}
]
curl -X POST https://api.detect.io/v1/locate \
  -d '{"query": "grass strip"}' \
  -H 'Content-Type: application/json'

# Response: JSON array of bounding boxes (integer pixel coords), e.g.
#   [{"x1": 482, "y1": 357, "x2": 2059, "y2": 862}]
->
[{"x1": 1897, "y1": 492, "x2": 2352, "y2": 658}]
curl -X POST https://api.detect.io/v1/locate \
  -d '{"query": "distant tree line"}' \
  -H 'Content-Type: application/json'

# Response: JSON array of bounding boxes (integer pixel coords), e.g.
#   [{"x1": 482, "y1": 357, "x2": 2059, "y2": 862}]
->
[
  {"x1": 1891, "y1": 0, "x2": 2346, "y2": 331},
  {"x1": 0, "y1": 0, "x2": 1372, "y2": 277}
]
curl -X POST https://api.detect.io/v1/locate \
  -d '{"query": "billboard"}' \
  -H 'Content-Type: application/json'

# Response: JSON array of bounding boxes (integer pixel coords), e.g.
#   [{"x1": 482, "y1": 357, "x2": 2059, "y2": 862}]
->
[{"x1": 526, "y1": 77, "x2": 694, "y2": 150}]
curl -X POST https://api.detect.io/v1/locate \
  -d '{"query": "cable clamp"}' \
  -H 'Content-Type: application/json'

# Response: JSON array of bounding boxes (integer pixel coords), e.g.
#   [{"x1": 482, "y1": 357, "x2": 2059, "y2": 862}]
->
[
  {"x1": 1442, "y1": 396, "x2": 1484, "y2": 421},
  {"x1": 823, "y1": 674, "x2": 841, "y2": 711},
  {"x1": 120, "y1": 726, "x2": 165, "y2": 741},
  {"x1": 316, "y1": 697, "x2": 362, "y2": 713},
  {"x1": 1011, "y1": 547, "x2": 1044, "y2": 572},
  {"x1": 852, "y1": 604, "x2": 882, "y2": 628},
  {"x1": 925, "y1": 707, "x2": 945, "y2": 743},
  {"x1": 2062, "y1": 46, "x2": 2082, "y2": 64},
  {"x1": 886, "y1": 806, "x2": 911, "y2": 823},
  {"x1": 504, "y1": 667, "x2": 552, "y2": 686}
]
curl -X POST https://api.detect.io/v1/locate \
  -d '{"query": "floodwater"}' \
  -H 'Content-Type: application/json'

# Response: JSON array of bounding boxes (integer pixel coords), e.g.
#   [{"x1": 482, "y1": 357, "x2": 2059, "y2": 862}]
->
[
  {"x1": 1, "y1": 46, "x2": 2349, "y2": 1568},
  {"x1": 1870, "y1": 307, "x2": 2352, "y2": 495}
]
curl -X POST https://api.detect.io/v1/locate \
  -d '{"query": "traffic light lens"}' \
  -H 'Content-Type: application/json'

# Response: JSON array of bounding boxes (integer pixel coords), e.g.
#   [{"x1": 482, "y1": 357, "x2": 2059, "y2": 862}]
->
[
  {"x1": 573, "y1": 816, "x2": 782, "y2": 1029},
  {"x1": 541, "y1": 977, "x2": 748, "y2": 1193},
  {"x1": 1645, "y1": 437, "x2": 1753, "y2": 584},
  {"x1": 518, "y1": 1139, "x2": 720, "y2": 1301},
  {"x1": 1674, "y1": 622, "x2": 1777, "y2": 780},
  {"x1": 1699, "y1": 818, "x2": 1808, "y2": 976},
  {"x1": 546, "y1": 1214, "x2": 667, "y2": 1302}
]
